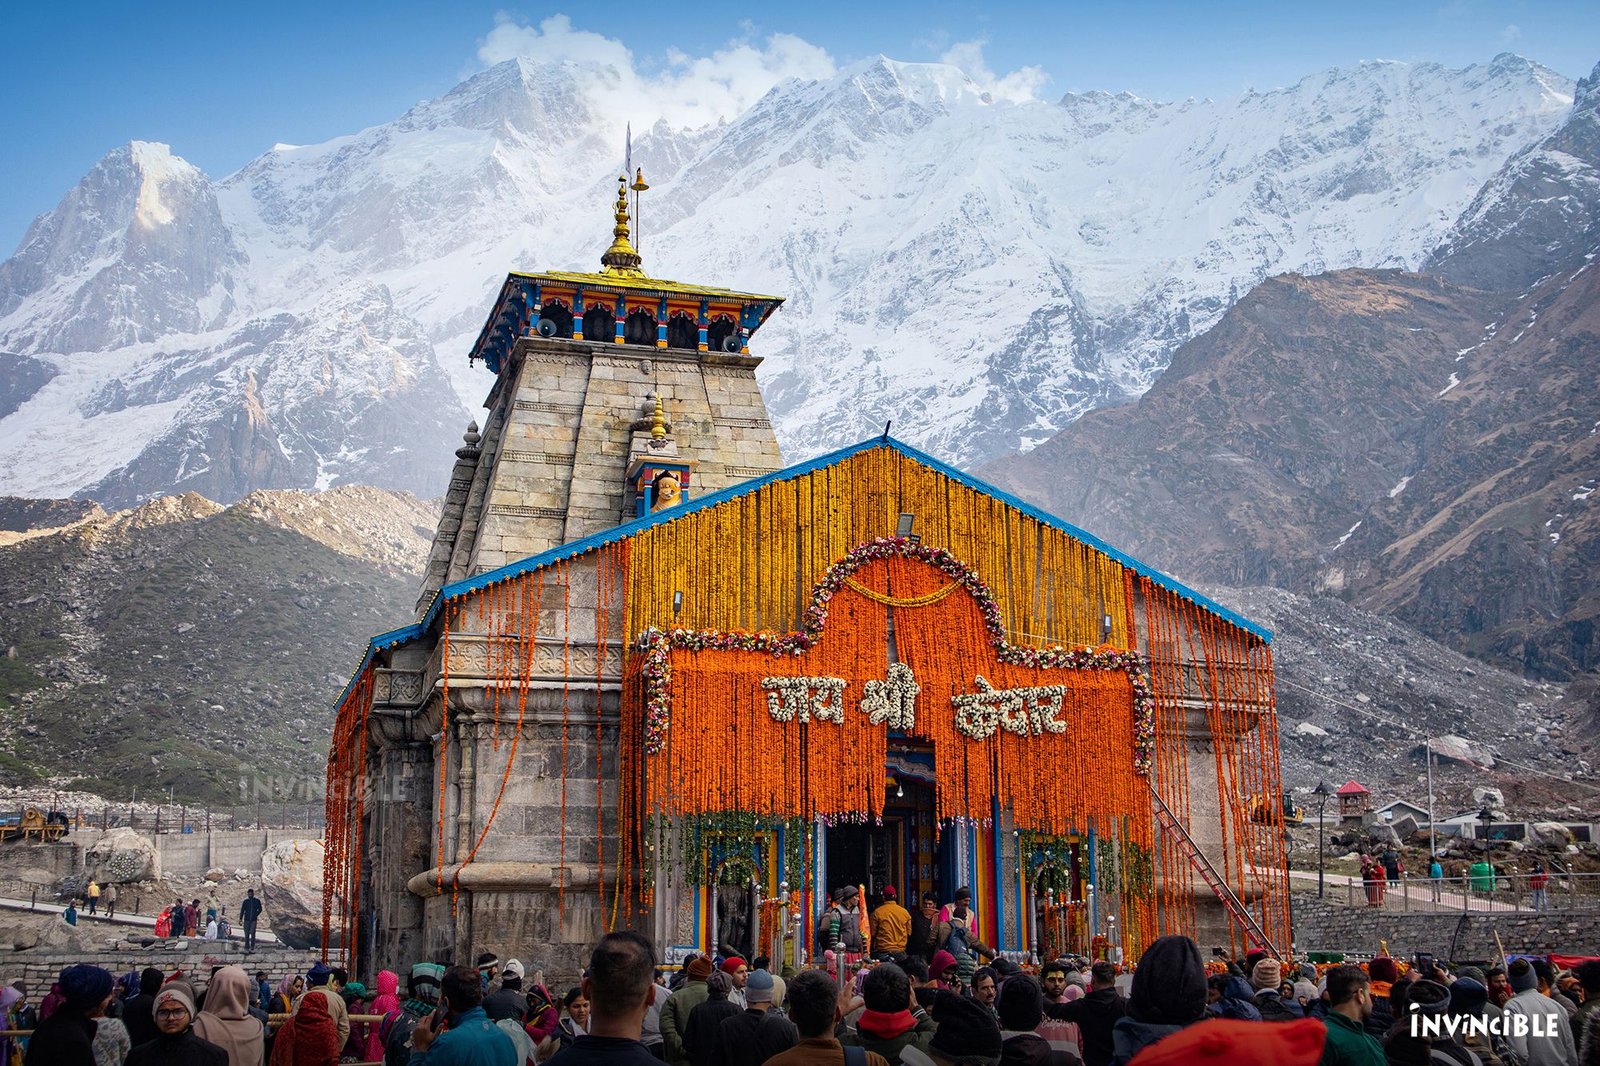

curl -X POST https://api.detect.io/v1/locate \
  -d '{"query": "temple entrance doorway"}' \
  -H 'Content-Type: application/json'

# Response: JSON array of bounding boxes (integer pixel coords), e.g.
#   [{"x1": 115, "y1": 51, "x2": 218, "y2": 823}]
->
[{"x1": 822, "y1": 759, "x2": 942, "y2": 906}]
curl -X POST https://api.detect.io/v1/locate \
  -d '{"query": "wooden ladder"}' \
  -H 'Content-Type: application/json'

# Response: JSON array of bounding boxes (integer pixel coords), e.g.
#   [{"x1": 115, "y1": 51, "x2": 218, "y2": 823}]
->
[{"x1": 1150, "y1": 787, "x2": 1280, "y2": 958}]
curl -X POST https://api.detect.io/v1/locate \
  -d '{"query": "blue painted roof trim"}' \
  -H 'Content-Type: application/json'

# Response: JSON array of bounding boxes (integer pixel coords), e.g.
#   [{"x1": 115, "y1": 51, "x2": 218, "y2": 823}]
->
[{"x1": 331, "y1": 435, "x2": 1271, "y2": 711}]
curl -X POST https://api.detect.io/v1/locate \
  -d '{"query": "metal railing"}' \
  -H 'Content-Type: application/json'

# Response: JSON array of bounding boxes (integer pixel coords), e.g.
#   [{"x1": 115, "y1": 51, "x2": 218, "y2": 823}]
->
[
  {"x1": 1332, "y1": 870, "x2": 1600, "y2": 913},
  {"x1": 0, "y1": 803, "x2": 325, "y2": 836}
]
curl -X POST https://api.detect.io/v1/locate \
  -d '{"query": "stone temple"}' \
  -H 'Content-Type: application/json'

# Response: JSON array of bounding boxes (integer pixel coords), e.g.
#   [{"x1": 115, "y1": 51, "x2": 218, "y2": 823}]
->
[{"x1": 323, "y1": 177, "x2": 1291, "y2": 979}]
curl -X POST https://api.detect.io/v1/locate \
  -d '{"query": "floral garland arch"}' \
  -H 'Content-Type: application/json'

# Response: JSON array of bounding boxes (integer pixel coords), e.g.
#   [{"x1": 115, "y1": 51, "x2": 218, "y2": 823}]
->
[{"x1": 634, "y1": 536, "x2": 1155, "y2": 775}]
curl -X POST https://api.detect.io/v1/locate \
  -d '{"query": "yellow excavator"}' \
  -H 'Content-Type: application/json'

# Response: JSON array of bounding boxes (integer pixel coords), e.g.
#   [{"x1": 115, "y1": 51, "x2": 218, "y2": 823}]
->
[{"x1": 1249, "y1": 791, "x2": 1305, "y2": 827}]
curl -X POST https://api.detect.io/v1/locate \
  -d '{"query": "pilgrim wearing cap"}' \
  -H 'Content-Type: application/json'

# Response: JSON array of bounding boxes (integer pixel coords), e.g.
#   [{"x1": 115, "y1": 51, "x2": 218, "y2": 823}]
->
[
  {"x1": 684, "y1": 972, "x2": 742, "y2": 1066},
  {"x1": 298, "y1": 959, "x2": 350, "y2": 1050},
  {"x1": 1250, "y1": 959, "x2": 1304, "y2": 1022},
  {"x1": 662, "y1": 956, "x2": 715, "y2": 1066},
  {"x1": 716, "y1": 969, "x2": 799, "y2": 1066},
  {"x1": 870, "y1": 886, "x2": 912, "y2": 958},
  {"x1": 125, "y1": 983, "x2": 228, "y2": 1066},
  {"x1": 485, "y1": 958, "x2": 531, "y2": 1023},
  {"x1": 23, "y1": 964, "x2": 117, "y2": 1065}
]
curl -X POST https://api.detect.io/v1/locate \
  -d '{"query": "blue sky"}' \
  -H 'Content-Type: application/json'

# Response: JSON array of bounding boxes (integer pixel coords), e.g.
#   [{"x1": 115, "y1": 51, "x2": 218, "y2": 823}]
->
[{"x1": 2, "y1": 1, "x2": 1596, "y2": 254}]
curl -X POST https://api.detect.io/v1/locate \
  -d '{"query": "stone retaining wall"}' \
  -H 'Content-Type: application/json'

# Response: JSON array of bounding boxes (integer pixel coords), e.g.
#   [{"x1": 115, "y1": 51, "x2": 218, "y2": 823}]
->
[
  {"x1": 1292, "y1": 893, "x2": 1600, "y2": 960},
  {"x1": 1, "y1": 941, "x2": 322, "y2": 992}
]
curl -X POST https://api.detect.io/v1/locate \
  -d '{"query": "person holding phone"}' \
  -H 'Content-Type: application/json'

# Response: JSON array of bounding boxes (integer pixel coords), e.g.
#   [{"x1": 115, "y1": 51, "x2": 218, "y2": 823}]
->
[{"x1": 408, "y1": 966, "x2": 517, "y2": 1064}]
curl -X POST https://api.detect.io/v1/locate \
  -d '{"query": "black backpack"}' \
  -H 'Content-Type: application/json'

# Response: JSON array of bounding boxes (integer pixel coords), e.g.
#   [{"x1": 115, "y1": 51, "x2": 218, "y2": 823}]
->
[{"x1": 941, "y1": 918, "x2": 970, "y2": 956}]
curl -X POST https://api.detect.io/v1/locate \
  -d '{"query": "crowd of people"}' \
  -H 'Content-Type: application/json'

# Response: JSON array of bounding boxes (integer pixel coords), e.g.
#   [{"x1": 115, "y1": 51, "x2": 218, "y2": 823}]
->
[{"x1": 4, "y1": 884, "x2": 1598, "y2": 1066}]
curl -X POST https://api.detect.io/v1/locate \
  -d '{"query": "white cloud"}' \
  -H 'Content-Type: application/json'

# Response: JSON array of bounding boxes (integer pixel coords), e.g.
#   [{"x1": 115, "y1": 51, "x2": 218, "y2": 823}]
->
[
  {"x1": 1500, "y1": 23, "x2": 1522, "y2": 43},
  {"x1": 938, "y1": 39, "x2": 1048, "y2": 104},
  {"x1": 474, "y1": 14, "x2": 836, "y2": 130}
]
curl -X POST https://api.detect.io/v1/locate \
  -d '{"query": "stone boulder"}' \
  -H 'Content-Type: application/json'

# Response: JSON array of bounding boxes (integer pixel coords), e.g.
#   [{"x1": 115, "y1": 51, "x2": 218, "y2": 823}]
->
[
  {"x1": 1366, "y1": 823, "x2": 1402, "y2": 848},
  {"x1": 1429, "y1": 734, "x2": 1495, "y2": 769},
  {"x1": 85, "y1": 826, "x2": 159, "y2": 883},
  {"x1": 261, "y1": 838, "x2": 340, "y2": 950},
  {"x1": 203, "y1": 867, "x2": 227, "y2": 882},
  {"x1": 1527, "y1": 822, "x2": 1573, "y2": 849},
  {"x1": 1390, "y1": 814, "x2": 1421, "y2": 841},
  {"x1": 1471, "y1": 787, "x2": 1507, "y2": 815}
]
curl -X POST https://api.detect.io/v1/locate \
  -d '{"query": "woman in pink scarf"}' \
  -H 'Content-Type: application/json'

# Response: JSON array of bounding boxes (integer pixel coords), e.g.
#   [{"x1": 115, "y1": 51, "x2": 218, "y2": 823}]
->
[{"x1": 363, "y1": 970, "x2": 400, "y2": 1061}]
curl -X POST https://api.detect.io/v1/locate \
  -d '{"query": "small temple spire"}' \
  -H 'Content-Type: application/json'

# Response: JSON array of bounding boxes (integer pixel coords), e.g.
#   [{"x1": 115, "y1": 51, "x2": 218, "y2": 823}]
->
[
  {"x1": 600, "y1": 175, "x2": 646, "y2": 277},
  {"x1": 650, "y1": 393, "x2": 668, "y2": 442}
]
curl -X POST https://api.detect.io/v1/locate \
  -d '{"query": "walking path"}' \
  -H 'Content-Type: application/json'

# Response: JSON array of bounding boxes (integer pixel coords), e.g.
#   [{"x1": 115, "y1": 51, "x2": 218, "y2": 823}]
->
[
  {"x1": 0, "y1": 894, "x2": 281, "y2": 943},
  {"x1": 1284, "y1": 869, "x2": 1532, "y2": 914}
]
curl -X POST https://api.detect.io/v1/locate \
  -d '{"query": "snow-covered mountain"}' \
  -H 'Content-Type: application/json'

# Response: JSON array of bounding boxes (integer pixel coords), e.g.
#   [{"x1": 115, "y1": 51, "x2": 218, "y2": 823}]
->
[{"x1": 0, "y1": 52, "x2": 1579, "y2": 502}]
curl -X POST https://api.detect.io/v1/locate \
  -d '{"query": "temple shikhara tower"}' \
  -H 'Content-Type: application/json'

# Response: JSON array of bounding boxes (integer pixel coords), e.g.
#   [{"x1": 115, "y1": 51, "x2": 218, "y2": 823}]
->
[{"x1": 324, "y1": 174, "x2": 1291, "y2": 978}]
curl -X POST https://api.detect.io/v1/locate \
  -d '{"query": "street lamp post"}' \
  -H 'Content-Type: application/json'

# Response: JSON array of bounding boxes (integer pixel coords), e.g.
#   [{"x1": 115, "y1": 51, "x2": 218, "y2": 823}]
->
[
  {"x1": 1478, "y1": 805, "x2": 1496, "y2": 904},
  {"x1": 1313, "y1": 781, "x2": 1331, "y2": 899}
]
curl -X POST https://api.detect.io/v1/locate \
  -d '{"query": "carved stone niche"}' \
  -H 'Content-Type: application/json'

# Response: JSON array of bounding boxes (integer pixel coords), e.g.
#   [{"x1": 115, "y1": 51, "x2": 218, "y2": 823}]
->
[{"x1": 375, "y1": 669, "x2": 425, "y2": 707}]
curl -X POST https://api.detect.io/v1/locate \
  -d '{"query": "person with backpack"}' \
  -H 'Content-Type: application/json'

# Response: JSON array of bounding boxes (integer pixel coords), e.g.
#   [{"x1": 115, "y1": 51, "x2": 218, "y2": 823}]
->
[
  {"x1": 934, "y1": 888, "x2": 993, "y2": 989},
  {"x1": 380, "y1": 963, "x2": 444, "y2": 1066}
]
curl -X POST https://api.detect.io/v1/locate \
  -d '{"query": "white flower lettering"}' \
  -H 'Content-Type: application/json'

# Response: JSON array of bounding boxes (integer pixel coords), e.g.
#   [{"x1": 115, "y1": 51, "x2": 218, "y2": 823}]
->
[{"x1": 861, "y1": 662, "x2": 920, "y2": 731}]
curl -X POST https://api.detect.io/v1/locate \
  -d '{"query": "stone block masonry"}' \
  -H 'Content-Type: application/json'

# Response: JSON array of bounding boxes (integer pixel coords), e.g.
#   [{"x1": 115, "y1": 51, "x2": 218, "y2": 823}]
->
[
  {"x1": 1292, "y1": 893, "x2": 1600, "y2": 960},
  {"x1": 6, "y1": 942, "x2": 322, "y2": 994}
]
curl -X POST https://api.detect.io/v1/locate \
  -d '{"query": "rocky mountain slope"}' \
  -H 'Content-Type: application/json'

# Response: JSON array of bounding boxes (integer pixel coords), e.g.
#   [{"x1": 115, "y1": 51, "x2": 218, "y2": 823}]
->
[
  {"x1": 988, "y1": 261, "x2": 1598, "y2": 682},
  {"x1": 0, "y1": 488, "x2": 433, "y2": 803},
  {"x1": 1210, "y1": 585, "x2": 1581, "y2": 816},
  {"x1": 989, "y1": 63, "x2": 1600, "y2": 683},
  {"x1": 0, "y1": 53, "x2": 1579, "y2": 502}
]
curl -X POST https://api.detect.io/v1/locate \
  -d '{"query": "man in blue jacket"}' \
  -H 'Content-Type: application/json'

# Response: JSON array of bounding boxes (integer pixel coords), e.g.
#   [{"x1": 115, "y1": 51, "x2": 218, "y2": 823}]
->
[{"x1": 408, "y1": 965, "x2": 517, "y2": 1065}]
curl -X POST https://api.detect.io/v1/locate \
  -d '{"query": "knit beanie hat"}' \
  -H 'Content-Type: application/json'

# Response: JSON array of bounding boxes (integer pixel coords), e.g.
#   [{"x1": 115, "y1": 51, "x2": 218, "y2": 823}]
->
[
  {"x1": 307, "y1": 961, "x2": 332, "y2": 987},
  {"x1": 929, "y1": 991, "x2": 1003, "y2": 1064},
  {"x1": 707, "y1": 972, "x2": 733, "y2": 999},
  {"x1": 685, "y1": 956, "x2": 714, "y2": 981},
  {"x1": 996, "y1": 973, "x2": 1045, "y2": 1031},
  {"x1": 1251, "y1": 959, "x2": 1282, "y2": 991},
  {"x1": 720, "y1": 957, "x2": 747, "y2": 975},
  {"x1": 1509, "y1": 960, "x2": 1538, "y2": 993},
  {"x1": 59, "y1": 965, "x2": 114, "y2": 1010},
  {"x1": 1408, "y1": 980, "x2": 1450, "y2": 1016},
  {"x1": 1368, "y1": 957, "x2": 1399, "y2": 984},
  {"x1": 1449, "y1": 978, "x2": 1488, "y2": 1016},
  {"x1": 504, "y1": 960, "x2": 525, "y2": 980},
  {"x1": 154, "y1": 985, "x2": 196, "y2": 1021},
  {"x1": 746, "y1": 970, "x2": 776, "y2": 1004},
  {"x1": 1124, "y1": 1017, "x2": 1324, "y2": 1066},
  {"x1": 1292, "y1": 980, "x2": 1318, "y2": 1004},
  {"x1": 410, "y1": 962, "x2": 444, "y2": 1000}
]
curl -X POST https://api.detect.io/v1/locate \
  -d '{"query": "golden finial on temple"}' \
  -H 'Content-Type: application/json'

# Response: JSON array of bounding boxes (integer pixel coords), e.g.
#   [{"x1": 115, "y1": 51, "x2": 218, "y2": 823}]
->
[{"x1": 601, "y1": 174, "x2": 645, "y2": 277}]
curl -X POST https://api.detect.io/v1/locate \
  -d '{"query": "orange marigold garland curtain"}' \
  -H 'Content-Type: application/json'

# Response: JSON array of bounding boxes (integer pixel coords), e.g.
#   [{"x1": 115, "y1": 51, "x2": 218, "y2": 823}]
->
[
  {"x1": 634, "y1": 546, "x2": 1152, "y2": 838},
  {"x1": 323, "y1": 661, "x2": 374, "y2": 963}
]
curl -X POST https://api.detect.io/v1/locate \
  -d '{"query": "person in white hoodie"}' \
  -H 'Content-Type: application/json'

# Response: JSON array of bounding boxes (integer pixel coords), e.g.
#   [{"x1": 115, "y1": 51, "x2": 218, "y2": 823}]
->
[{"x1": 1502, "y1": 958, "x2": 1578, "y2": 1066}]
